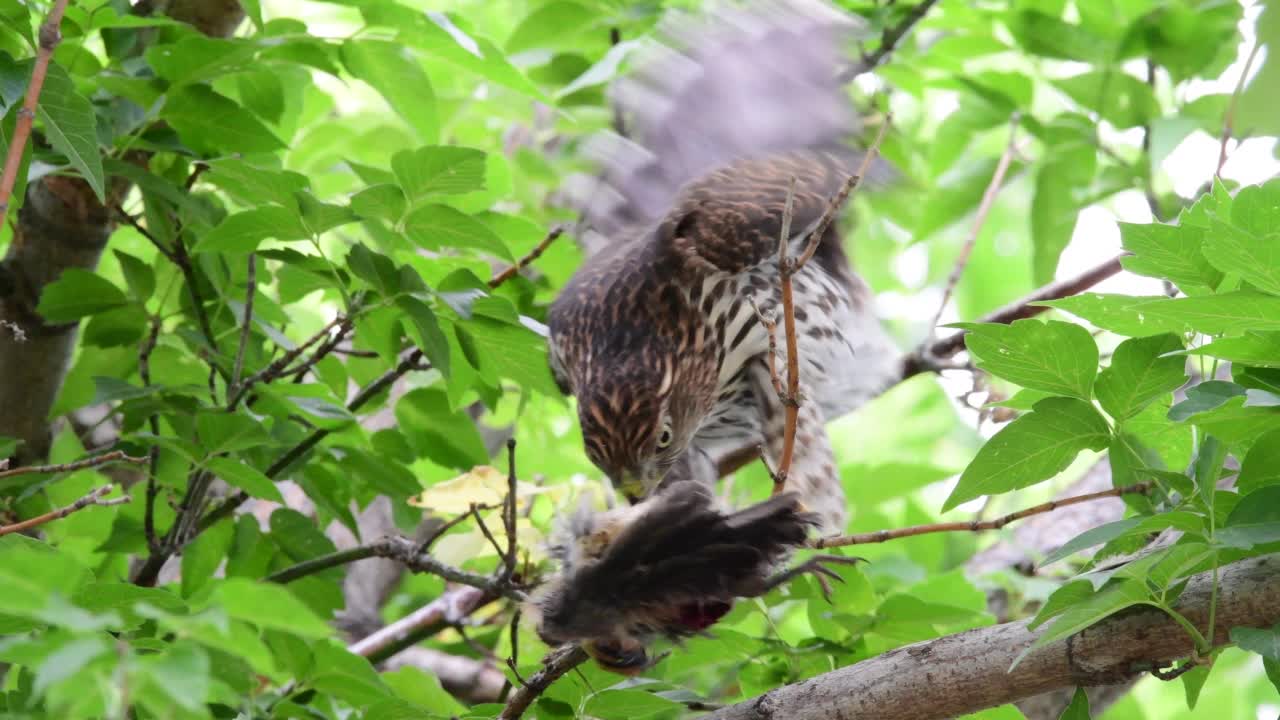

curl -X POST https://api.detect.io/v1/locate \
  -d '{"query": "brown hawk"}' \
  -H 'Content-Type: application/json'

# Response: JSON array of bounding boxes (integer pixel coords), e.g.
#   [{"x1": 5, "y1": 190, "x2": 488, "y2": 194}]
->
[{"x1": 548, "y1": 0, "x2": 902, "y2": 535}]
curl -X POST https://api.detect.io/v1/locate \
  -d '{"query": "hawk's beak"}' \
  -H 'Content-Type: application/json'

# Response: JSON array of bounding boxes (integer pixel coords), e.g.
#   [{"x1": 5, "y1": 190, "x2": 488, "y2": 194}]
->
[{"x1": 616, "y1": 471, "x2": 646, "y2": 503}]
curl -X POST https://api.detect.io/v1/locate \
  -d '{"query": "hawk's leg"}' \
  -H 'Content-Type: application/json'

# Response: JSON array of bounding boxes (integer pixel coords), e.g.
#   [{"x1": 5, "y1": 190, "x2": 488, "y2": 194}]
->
[
  {"x1": 761, "y1": 554, "x2": 865, "y2": 601},
  {"x1": 748, "y1": 362, "x2": 847, "y2": 534}
]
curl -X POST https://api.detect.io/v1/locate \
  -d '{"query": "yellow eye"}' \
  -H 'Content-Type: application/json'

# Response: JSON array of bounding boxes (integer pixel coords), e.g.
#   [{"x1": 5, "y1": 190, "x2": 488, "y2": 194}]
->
[{"x1": 656, "y1": 421, "x2": 673, "y2": 449}]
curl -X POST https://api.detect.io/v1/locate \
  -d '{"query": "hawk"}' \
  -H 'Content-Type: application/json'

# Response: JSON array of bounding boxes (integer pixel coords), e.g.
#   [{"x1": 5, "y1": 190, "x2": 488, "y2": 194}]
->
[{"x1": 548, "y1": 0, "x2": 902, "y2": 535}]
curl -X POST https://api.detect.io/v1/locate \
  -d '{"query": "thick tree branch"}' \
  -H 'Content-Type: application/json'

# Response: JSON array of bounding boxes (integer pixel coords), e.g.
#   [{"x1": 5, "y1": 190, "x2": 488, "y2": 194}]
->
[
  {"x1": 704, "y1": 555, "x2": 1280, "y2": 720},
  {"x1": 348, "y1": 586, "x2": 498, "y2": 664}
]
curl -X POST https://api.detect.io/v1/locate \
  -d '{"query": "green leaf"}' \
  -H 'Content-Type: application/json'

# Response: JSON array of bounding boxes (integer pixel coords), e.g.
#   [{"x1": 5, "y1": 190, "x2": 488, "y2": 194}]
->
[
  {"x1": 398, "y1": 297, "x2": 451, "y2": 377},
  {"x1": 392, "y1": 145, "x2": 486, "y2": 199},
  {"x1": 113, "y1": 250, "x2": 156, "y2": 301},
  {"x1": 36, "y1": 269, "x2": 130, "y2": 323},
  {"x1": 197, "y1": 411, "x2": 271, "y2": 455},
  {"x1": 351, "y1": 184, "x2": 407, "y2": 223},
  {"x1": 1054, "y1": 71, "x2": 1158, "y2": 129},
  {"x1": 1015, "y1": 580, "x2": 1151, "y2": 669},
  {"x1": 38, "y1": 63, "x2": 105, "y2": 201},
  {"x1": 395, "y1": 389, "x2": 489, "y2": 469},
  {"x1": 1058, "y1": 687, "x2": 1090, "y2": 720},
  {"x1": 1095, "y1": 334, "x2": 1188, "y2": 421},
  {"x1": 583, "y1": 690, "x2": 682, "y2": 720},
  {"x1": 1185, "y1": 332, "x2": 1280, "y2": 368},
  {"x1": 139, "y1": 642, "x2": 210, "y2": 712},
  {"x1": 235, "y1": 68, "x2": 285, "y2": 123},
  {"x1": 213, "y1": 578, "x2": 333, "y2": 637},
  {"x1": 942, "y1": 397, "x2": 1110, "y2": 511},
  {"x1": 1036, "y1": 294, "x2": 1178, "y2": 337},
  {"x1": 1231, "y1": 624, "x2": 1280, "y2": 661},
  {"x1": 456, "y1": 317, "x2": 560, "y2": 396},
  {"x1": 1168, "y1": 381, "x2": 1247, "y2": 421},
  {"x1": 182, "y1": 518, "x2": 234, "y2": 598},
  {"x1": 1202, "y1": 212, "x2": 1280, "y2": 297},
  {"x1": 204, "y1": 158, "x2": 309, "y2": 209},
  {"x1": 1030, "y1": 163, "x2": 1080, "y2": 284},
  {"x1": 341, "y1": 40, "x2": 439, "y2": 143},
  {"x1": 1118, "y1": 222, "x2": 1222, "y2": 294},
  {"x1": 33, "y1": 635, "x2": 110, "y2": 696},
  {"x1": 1181, "y1": 663, "x2": 1212, "y2": 710},
  {"x1": 506, "y1": 2, "x2": 597, "y2": 53},
  {"x1": 206, "y1": 456, "x2": 283, "y2": 503},
  {"x1": 955, "y1": 320, "x2": 1098, "y2": 400},
  {"x1": 1040, "y1": 512, "x2": 1204, "y2": 566},
  {"x1": 1135, "y1": 292, "x2": 1280, "y2": 335},
  {"x1": 1008, "y1": 10, "x2": 1112, "y2": 62},
  {"x1": 193, "y1": 206, "x2": 309, "y2": 253},
  {"x1": 1238, "y1": 428, "x2": 1280, "y2": 494},
  {"x1": 162, "y1": 85, "x2": 285, "y2": 155},
  {"x1": 403, "y1": 204, "x2": 511, "y2": 260},
  {"x1": 146, "y1": 36, "x2": 256, "y2": 87}
]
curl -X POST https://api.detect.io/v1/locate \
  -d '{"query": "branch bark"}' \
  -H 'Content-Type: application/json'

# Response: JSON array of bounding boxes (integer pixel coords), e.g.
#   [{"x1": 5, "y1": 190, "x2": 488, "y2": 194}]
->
[{"x1": 704, "y1": 555, "x2": 1280, "y2": 720}]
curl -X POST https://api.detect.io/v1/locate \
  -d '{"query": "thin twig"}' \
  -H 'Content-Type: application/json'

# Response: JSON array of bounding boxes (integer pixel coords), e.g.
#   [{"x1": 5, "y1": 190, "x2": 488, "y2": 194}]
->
[
  {"x1": 139, "y1": 316, "x2": 163, "y2": 551},
  {"x1": 230, "y1": 253, "x2": 256, "y2": 398},
  {"x1": 488, "y1": 226, "x2": 564, "y2": 289},
  {"x1": 502, "y1": 438, "x2": 519, "y2": 582},
  {"x1": 473, "y1": 503, "x2": 507, "y2": 562},
  {"x1": 0, "y1": 484, "x2": 129, "y2": 537},
  {"x1": 772, "y1": 178, "x2": 800, "y2": 493},
  {"x1": 793, "y1": 119, "x2": 891, "y2": 270},
  {"x1": 499, "y1": 645, "x2": 590, "y2": 720},
  {"x1": 227, "y1": 314, "x2": 349, "y2": 409},
  {"x1": 811, "y1": 481, "x2": 1152, "y2": 549},
  {"x1": 418, "y1": 503, "x2": 497, "y2": 554},
  {"x1": 926, "y1": 113, "x2": 1020, "y2": 335},
  {"x1": 113, "y1": 206, "x2": 175, "y2": 262},
  {"x1": 839, "y1": 0, "x2": 940, "y2": 80},
  {"x1": 0, "y1": 0, "x2": 70, "y2": 215},
  {"x1": 199, "y1": 348, "x2": 430, "y2": 532},
  {"x1": 1217, "y1": 41, "x2": 1263, "y2": 178},
  {"x1": 0, "y1": 450, "x2": 148, "y2": 480},
  {"x1": 769, "y1": 119, "x2": 890, "y2": 493}
]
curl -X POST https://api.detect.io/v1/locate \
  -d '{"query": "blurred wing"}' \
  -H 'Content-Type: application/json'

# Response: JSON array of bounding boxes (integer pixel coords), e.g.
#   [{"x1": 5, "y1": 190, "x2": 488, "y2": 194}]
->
[{"x1": 562, "y1": 0, "x2": 871, "y2": 253}]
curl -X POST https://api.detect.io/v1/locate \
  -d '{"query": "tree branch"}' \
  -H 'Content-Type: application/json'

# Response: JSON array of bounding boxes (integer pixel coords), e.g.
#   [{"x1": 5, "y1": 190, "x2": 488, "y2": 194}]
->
[
  {"x1": 499, "y1": 645, "x2": 590, "y2": 720},
  {"x1": 703, "y1": 555, "x2": 1280, "y2": 720},
  {"x1": 265, "y1": 534, "x2": 525, "y2": 602},
  {"x1": 0, "y1": 450, "x2": 147, "y2": 480},
  {"x1": 348, "y1": 586, "x2": 498, "y2": 664},
  {"x1": 488, "y1": 226, "x2": 564, "y2": 289},
  {"x1": 840, "y1": 0, "x2": 940, "y2": 80},
  {"x1": 0, "y1": 483, "x2": 128, "y2": 536},
  {"x1": 811, "y1": 481, "x2": 1151, "y2": 549},
  {"x1": 0, "y1": 0, "x2": 69, "y2": 214}
]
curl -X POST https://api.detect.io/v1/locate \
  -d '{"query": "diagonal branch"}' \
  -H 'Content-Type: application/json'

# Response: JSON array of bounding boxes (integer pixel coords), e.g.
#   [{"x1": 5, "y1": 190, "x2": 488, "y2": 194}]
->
[
  {"x1": 812, "y1": 481, "x2": 1152, "y2": 549},
  {"x1": 0, "y1": 0, "x2": 70, "y2": 215},
  {"x1": 499, "y1": 645, "x2": 590, "y2": 720},
  {"x1": 839, "y1": 0, "x2": 940, "y2": 81},
  {"x1": 0, "y1": 483, "x2": 129, "y2": 536}
]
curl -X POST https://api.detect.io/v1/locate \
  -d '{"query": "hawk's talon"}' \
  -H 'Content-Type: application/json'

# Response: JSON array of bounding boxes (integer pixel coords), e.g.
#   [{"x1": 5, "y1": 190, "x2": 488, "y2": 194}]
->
[{"x1": 764, "y1": 554, "x2": 866, "y2": 603}]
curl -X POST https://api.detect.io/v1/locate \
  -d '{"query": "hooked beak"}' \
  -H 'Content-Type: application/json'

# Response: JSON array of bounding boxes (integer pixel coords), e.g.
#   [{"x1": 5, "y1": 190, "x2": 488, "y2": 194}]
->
[{"x1": 615, "y1": 469, "x2": 650, "y2": 504}]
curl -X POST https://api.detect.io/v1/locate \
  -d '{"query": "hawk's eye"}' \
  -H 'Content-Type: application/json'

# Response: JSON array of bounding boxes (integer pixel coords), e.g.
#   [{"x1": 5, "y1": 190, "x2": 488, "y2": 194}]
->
[{"x1": 656, "y1": 420, "x2": 674, "y2": 449}]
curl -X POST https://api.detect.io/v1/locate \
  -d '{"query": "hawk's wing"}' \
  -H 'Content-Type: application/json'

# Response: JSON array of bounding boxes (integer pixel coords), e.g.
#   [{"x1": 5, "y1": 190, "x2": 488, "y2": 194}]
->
[{"x1": 562, "y1": 0, "x2": 875, "y2": 255}]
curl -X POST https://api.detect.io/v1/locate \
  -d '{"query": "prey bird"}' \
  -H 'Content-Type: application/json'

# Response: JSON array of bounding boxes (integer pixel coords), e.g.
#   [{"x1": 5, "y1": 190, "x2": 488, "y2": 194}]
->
[{"x1": 527, "y1": 483, "x2": 861, "y2": 673}]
